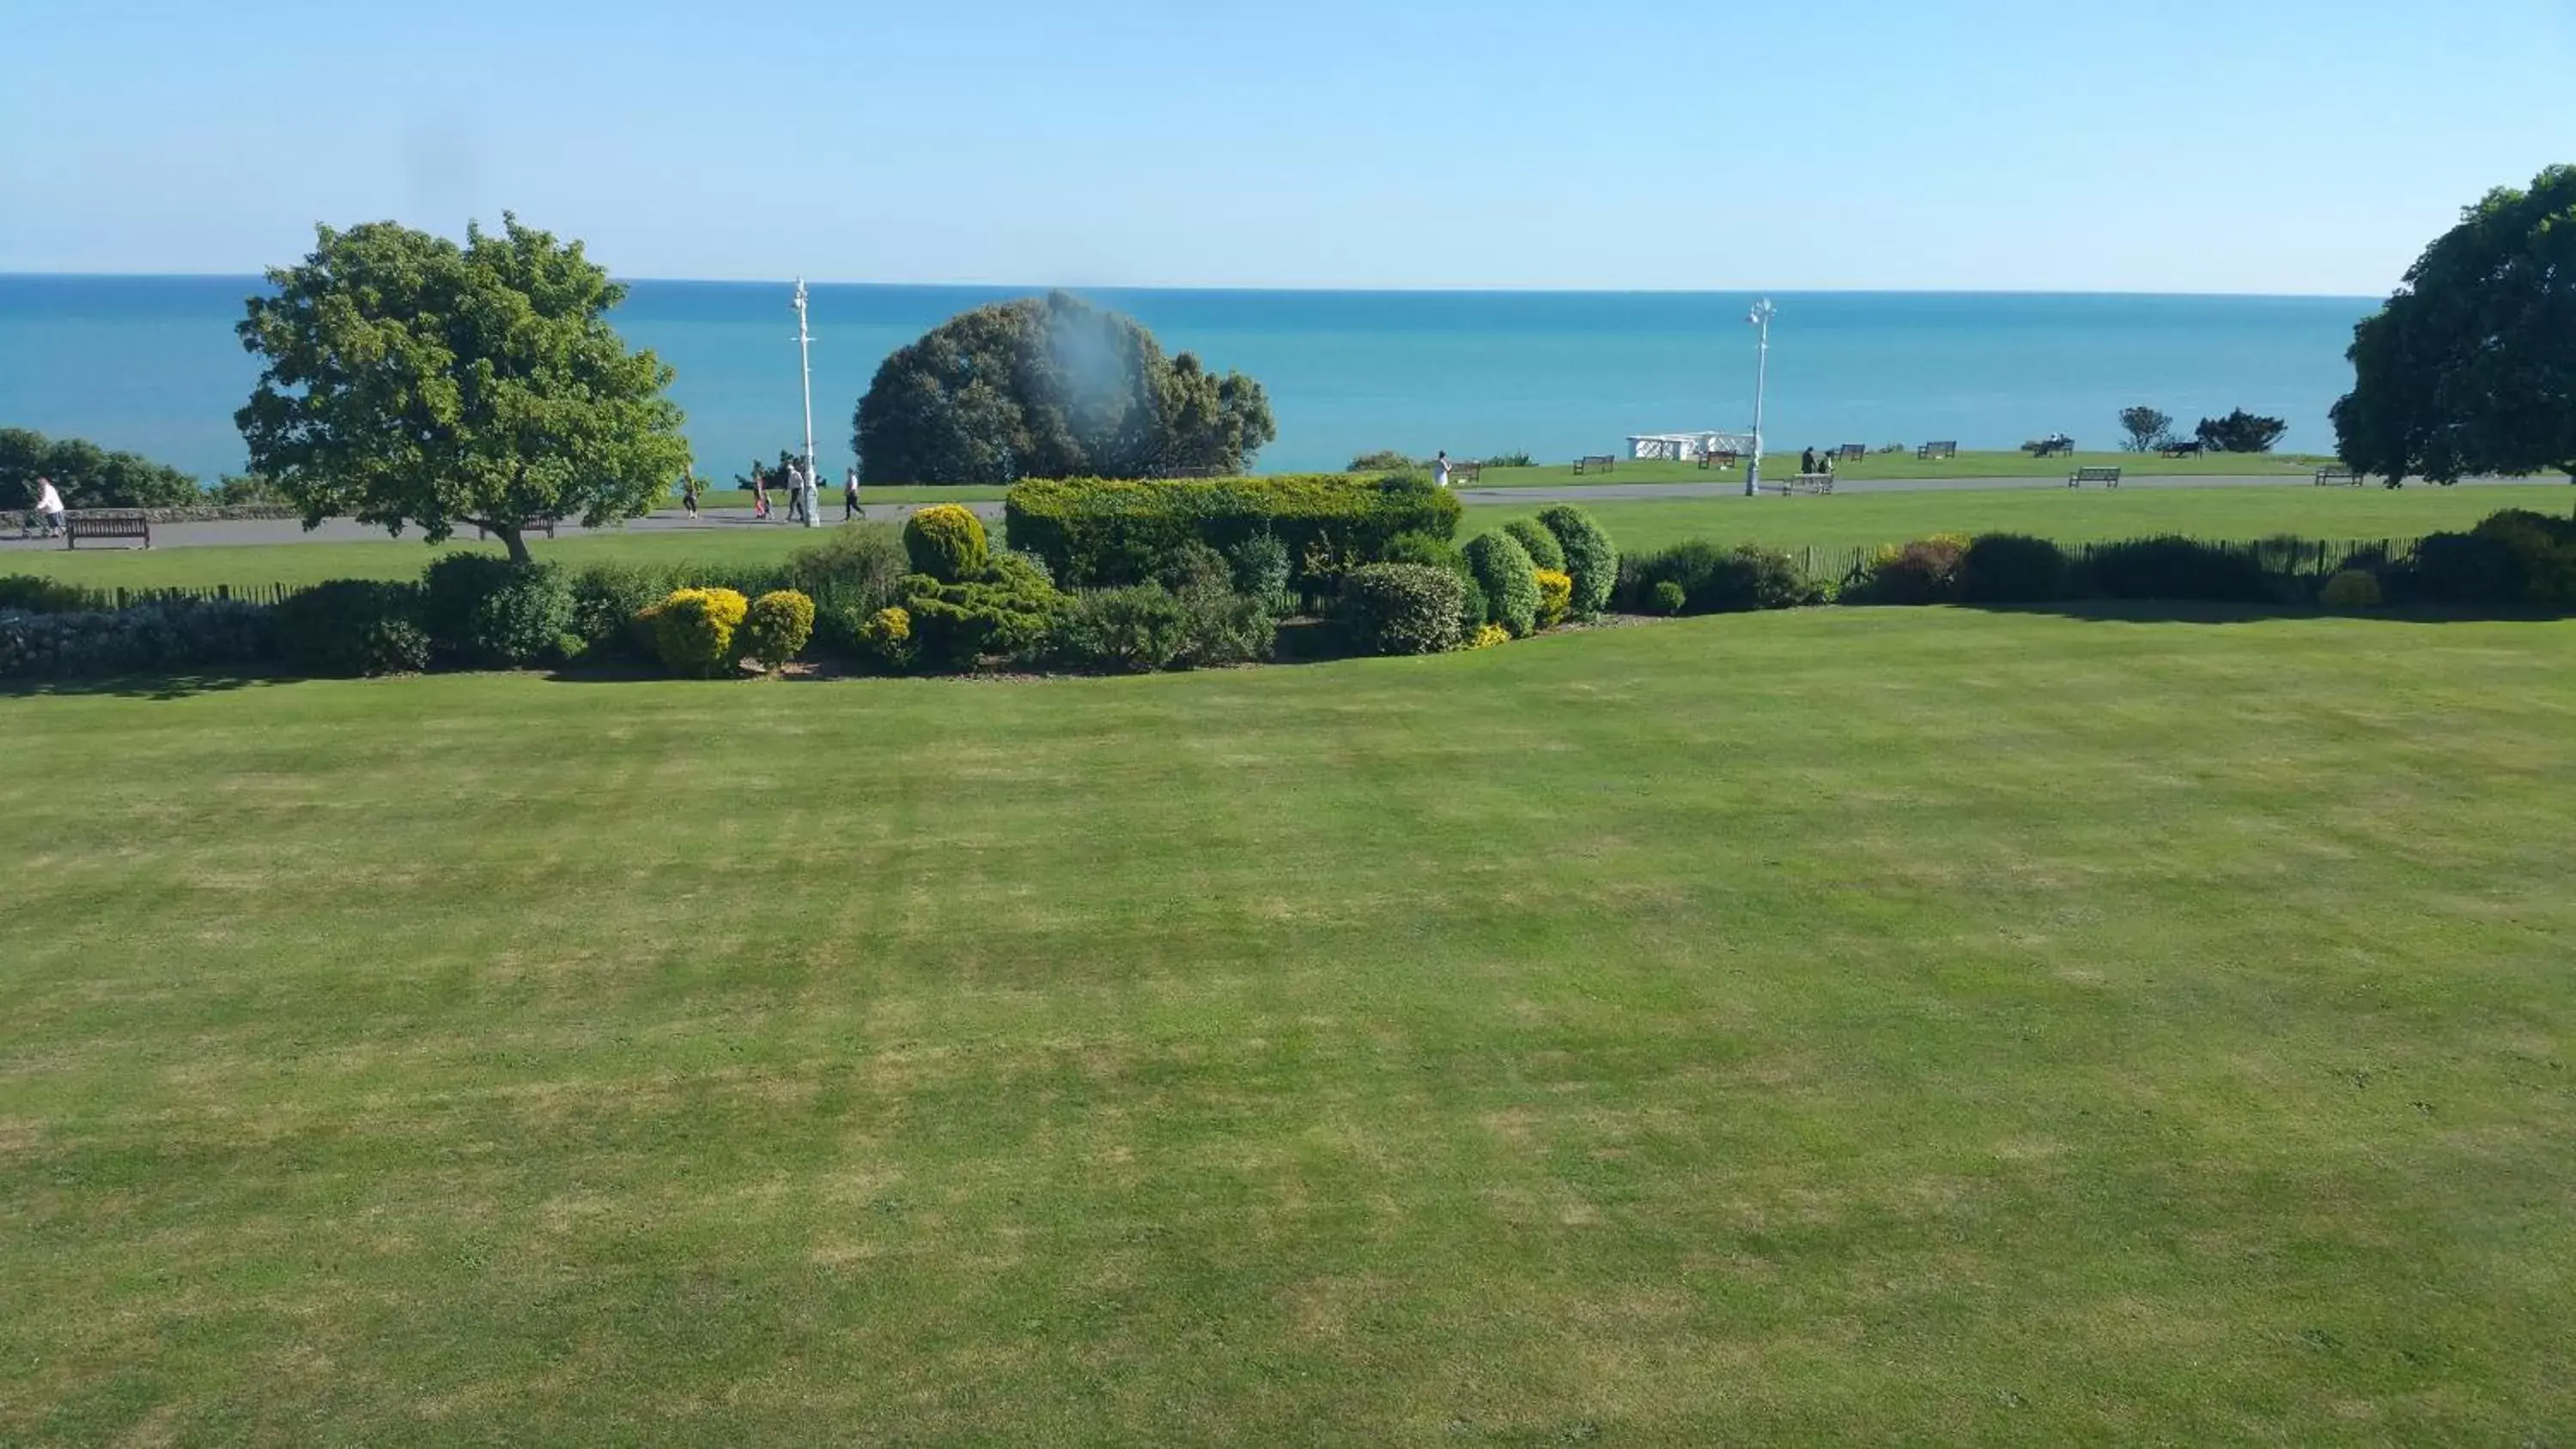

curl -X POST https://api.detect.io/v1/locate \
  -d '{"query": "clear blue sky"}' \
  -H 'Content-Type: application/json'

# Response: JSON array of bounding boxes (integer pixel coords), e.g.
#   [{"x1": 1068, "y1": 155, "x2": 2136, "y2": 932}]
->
[{"x1": 4, "y1": 0, "x2": 2569, "y2": 294}]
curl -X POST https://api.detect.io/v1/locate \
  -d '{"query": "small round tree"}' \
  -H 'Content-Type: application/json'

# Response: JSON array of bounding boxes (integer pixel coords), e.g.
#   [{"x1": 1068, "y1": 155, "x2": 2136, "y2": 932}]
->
[
  {"x1": 1462, "y1": 530, "x2": 1540, "y2": 637},
  {"x1": 903, "y1": 504, "x2": 990, "y2": 581},
  {"x1": 1535, "y1": 505, "x2": 1619, "y2": 618}
]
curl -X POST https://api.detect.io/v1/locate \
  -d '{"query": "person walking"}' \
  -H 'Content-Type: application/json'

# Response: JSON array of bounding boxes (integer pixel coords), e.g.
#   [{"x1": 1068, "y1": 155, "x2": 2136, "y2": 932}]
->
[
  {"x1": 843, "y1": 467, "x2": 862, "y2": 522},
  {"x1": 1799, "y1": 446, "x2": 1818, "y2": 476},
  {"x1": 33, "y1": 475, "x2": 66, "y2": 538},
  {"x1": 752, "y1": 471, "x2": 771, "y2": 520},
  {"x1": 1435, "y1": 451, "x2": 1453, "y2": 489},
  {"x1": 680, "y1": 473, "x2": 701, "y2": 521}
]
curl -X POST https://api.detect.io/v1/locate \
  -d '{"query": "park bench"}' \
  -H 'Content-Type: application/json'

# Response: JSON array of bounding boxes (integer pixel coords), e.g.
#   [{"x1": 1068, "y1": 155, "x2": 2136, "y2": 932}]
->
[
  {"x1": 2159, "y1": 440, "x2": 2206, "y2": 458},
  {"x1": 1762, "y1": 474, "x2": 1837, "y2": 496},
  {"x1": 1696, "y1": 450, "x2": 1740, "y2": 470},
  {"x1": 2024, "y1": 437, "x2": 2076, "y2": 458},
  {"x1": 476, "y1": 517, "x2": 560, "y2": 541},
  {"x1": 1450, "y1": 461, "x2": 1482, "y2": 485},
  {"x1": 64, "y1": 511, "x2": 152, "y2": 549},
  {"x1": 2313, "y1": 467, "x2": 2362, "y2": 487},
  {"x1": 2068, "y1": 465, "x2": 2123, "y2": 488},
  {"x1": 1574, "y1": 454, "x2": 1618, "y2": 476},
  {"x1": 1836, "y1": 443, "x2": 1867, "y2": 463},
  {"x1": 1917, "y1": 440, "x2": 1959, "y2": 461}
]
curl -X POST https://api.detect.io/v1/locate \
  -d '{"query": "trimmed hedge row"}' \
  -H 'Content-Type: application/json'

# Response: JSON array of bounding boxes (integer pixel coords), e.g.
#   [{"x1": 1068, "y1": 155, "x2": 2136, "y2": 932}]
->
[{"x1": 1004, "y1": 473, "x2": 1463, "y2": 589}]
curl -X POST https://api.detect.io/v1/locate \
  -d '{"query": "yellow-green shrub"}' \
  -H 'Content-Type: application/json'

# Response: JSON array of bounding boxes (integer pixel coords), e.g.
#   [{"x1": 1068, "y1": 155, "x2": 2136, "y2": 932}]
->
[
  {"x1": 1533, "y1": 568, "x2": 1573, "y2": 627},
  {"x1": 857, "y1": 605, "x2": 914, "y2": 669},
  {"x1": 641, "y1": 587, "x2": 749, "y2": 676},
  {"x1": 1469, "y1": 622, "x2": 1511, "y2": 649},
  {"x1": 2320, "y1": 569, "x2": 2384, "y2": 609},
  {"x1": 740, "y1": 589, "x2": 816, "y2": 667},
  {"x1": 903, "y1": 504, "x2": 989, "y2": 582}
]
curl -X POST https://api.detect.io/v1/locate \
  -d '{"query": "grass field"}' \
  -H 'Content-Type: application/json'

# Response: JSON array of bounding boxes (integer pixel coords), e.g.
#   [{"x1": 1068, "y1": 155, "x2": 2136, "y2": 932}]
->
[
  {"x1": 6, "y1": 609, "x2": 2574, "y2": 1443},
  {"x1": 1465, "y1": 450, "x2": 2339, "y2": 487},
  {"x1": 5, "y1": 483, "x2": 2568, "y2": 592}
]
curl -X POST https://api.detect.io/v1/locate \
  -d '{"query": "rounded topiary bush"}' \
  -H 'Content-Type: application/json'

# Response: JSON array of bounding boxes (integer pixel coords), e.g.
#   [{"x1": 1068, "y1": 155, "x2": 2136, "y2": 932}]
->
[
  {"x1": 1650, "y1": 580, "x2": 1686, "y2": 615},
  {"x1": 1861, "y1": 536, "x2": 1968, "y2": 605},
  {"x1": 1462, "y1": 530, "x2": 1540, "y2": 637},
  {"x1": 740, "y1": 589, "x2": 817, "y2": 668},
  {"x1": 1504, "y1": 518, "x2": 1566, "y2": 572},
  {"x1": 1534, "y1": 567, "x2": 1574, "y2": 627},
  {"x1": 642, "y1": 586, "x2": 750, "y2": 676},
  {"x1": 903, "y1": 503, "x2": 990, "y2": 582},
  {"x1": 856, "y1": 605, "x2": 914, "y2": 670},
  {"x1": 1958, "y1": 534, "x2": 2074, "y2": 603},
  {"x1": 423, "y1": 555, "x2": 575, "y2": 667},
  {"x1": 2320, "y1": 569, "x2": 2384, "y2": 609},
  {"x1": 1340, "y1": 562, "x2": 1466, "y2": 656},
  {"x1": 1535, "y1": 504, "x2": 1619, "y2": 617}
]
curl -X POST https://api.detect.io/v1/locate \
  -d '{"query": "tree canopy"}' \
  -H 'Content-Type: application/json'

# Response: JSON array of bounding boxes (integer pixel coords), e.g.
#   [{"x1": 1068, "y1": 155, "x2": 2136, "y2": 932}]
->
[
  {"x1": 0, "y1": 427, "x2": 204, "y2": 510},
  {"x1": 2333, "y1": 165, "x2": 2576, "y2": 485},
  {"x1": 236, "y1": 215, "x2": 692, "y2": 561},
  {"x1": 853, "y1": 292, "x2": 1275, "y2": 485},
  {"x1": 2117, "y1": 407, "x2": 2174, "y2": 453},
  {"x1": 2195, "y1": 409, "x2": 2287, "y2": 454}
]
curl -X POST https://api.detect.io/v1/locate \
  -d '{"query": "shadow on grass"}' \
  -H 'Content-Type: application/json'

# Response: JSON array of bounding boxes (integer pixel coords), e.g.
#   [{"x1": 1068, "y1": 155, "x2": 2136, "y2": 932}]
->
[
  {"x1": 1964, "y1": 599, "x2": 2573, "y2": 627},
  {"x1": 1, "y1": 671, "x2": 290, "y2": 702}
]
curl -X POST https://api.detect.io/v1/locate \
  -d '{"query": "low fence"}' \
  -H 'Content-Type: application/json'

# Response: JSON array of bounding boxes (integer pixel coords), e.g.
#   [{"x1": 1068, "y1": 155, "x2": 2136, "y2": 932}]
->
[{"x1": 30, "y1": 581, "x2": 312, "y2": 612}]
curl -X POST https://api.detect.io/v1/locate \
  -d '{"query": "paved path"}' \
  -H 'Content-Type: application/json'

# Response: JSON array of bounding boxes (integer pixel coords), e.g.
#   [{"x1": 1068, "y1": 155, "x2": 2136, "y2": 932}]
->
[{"x1": 3, "y1": 474, "x2": 2548, "y2": 553}]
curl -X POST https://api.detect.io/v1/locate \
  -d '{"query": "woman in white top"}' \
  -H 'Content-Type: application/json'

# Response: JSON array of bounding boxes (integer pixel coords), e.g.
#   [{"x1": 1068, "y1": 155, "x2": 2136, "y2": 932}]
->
[{"x1": 33, "y1": 476, "x2": 66, "y2": 536}]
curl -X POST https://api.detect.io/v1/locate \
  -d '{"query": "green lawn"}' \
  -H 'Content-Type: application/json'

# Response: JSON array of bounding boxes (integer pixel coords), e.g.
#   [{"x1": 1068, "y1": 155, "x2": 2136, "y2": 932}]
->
[
  {"x1": 6, "y1": 609, "x2": 2573, "y2": 1444},
  {"x1": 1465, "y1": 450, "x2": 2339, "y2": 487},
  {"x1": 7, "y1": 483, "x2": 2566, "y2": 593}
]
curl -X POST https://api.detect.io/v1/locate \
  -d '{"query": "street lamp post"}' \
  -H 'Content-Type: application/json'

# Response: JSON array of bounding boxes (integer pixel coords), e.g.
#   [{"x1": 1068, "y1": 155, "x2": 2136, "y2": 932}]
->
[
  {"x1": 1744, "y1": 297, "x2": 1776, "y2": 498},
  {"x1": 793, "y1": 279, "x2": 820, "y2": 529}
]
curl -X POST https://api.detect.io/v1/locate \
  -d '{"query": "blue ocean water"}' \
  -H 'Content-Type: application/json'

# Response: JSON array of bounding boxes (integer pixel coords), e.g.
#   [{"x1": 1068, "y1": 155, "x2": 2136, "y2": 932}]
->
[{"x1": 0, "y1": 276, "x2": 2371, "y2": 482}]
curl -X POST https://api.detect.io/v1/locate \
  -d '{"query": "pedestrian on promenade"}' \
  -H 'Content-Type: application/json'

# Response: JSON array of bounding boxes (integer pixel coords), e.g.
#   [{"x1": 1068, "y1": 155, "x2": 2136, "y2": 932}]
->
[
  {"x1": 1800, "y1": 446, "x2": 1817, "y2": 476},
  {"x1": 843, "y1": 467, "x2": 861, "y2": 521},
  {"x1": 681, "y1": 474, "x2": 701, "y2": 520},
  {"x1": 1435, "y1": 451, "x2": 1453, "y2": 489},
  {"x1": 752, "y1": 472, "x2": 771, "y2": 520},
  {"x1": 33, "y1": 476, "x2": 66, "y2": 537}
]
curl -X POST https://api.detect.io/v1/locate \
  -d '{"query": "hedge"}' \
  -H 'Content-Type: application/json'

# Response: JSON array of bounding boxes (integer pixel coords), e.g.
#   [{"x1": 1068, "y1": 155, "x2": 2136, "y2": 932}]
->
[{"x1": 1005, "y1": 473, "x2": 1463, "y2": 589}]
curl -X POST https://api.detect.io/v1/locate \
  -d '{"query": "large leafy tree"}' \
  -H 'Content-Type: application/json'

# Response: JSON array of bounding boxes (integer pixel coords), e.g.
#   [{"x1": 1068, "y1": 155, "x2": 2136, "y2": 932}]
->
[
  {"x1": 854, "y1": 292, "x2": 1275, "y2": 485},
  {"x1": 2333, "y1": 166, "x2": 2576, "y2": 486},
  {"x1": 0, "y1": 427, "x2": 204, "y2": 509},
  {"x1": 237, "y1": 215, "x2": 691, "y2": 561}
]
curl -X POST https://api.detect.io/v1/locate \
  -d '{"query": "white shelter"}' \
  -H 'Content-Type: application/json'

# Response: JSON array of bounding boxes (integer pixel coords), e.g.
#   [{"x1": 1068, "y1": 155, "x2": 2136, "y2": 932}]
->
[{"x1": 1625, "y1": 431, "x2": 1757, "y2": 465}]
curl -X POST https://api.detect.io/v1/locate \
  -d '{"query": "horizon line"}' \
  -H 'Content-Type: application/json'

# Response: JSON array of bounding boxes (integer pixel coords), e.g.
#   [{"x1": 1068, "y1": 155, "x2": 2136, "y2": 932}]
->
[{"x1": 0, "y1": 271, "x2": 2387, "y2": 303}]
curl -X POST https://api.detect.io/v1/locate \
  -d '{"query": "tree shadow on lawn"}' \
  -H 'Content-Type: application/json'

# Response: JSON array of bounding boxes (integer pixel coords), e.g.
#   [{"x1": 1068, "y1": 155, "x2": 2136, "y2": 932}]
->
[
  {"x1": 1963, "y1": 599, "x2": 2573, "y2": 627},
  {"x1": 1, "y1": 671, "x2": 289, "y2": 702}
]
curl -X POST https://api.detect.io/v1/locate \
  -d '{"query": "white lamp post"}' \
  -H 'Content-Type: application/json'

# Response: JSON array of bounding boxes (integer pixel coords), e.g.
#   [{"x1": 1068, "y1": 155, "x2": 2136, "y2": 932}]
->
[
  {"x1": 793, "y1": 279, "x2": 820, "y2": 528},
  {"x1": 1744, "y1": 297, "x2": 1776, "y2": 498}
]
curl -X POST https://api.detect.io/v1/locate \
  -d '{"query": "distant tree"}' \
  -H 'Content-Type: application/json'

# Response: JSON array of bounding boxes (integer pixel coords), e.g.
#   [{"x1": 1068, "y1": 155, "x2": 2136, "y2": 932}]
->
[
  {"x1": 0, "y1": 427, "x2": 204, "y2": 509},
  {"x1": 2195, "y1": 409, "x2": 2290, "y2": 454},
  {"x1": 853, "y1": 292, "x2": 1274, "y2": 485},
  {"x1": 2333, "y1": 166, "x2": 2576, "y2": 486},
  {"x1": 212, "y1": 472, "x2": 289, "y2": 505},
  {"x1": 236, "y1": 215, "x2": 691, "y2": 563},
  {"x1": 1348, "y1": 449, "x2": 1419, "y2": 472},
  {"x1": 2117, "y1": 407, "x2": 2174, "y2": 453}
]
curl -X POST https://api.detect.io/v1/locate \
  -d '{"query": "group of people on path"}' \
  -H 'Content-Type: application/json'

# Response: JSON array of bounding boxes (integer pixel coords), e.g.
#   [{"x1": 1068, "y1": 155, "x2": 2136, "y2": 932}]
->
[
  {"x1": 674, "y1": 464, "x2": 865, "y2": 524},
  {"x1": 1797, "y1": 446, "x2": 1840, "y2": 477}
]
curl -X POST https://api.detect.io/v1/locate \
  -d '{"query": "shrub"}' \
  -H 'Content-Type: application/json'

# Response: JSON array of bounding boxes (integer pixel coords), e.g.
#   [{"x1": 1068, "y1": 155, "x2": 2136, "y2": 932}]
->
[
  {"x1": 1339, "y1": 563, "x2": 1465, "y2": 656},
  {"x1": 422, "y1": 555, "x2": 574, "y2": 667},
  {"x1": 1650, "y1": 579, "x2": 1687, "y2": 615},
  {"x1": 1157, "y1": 538, "x2": 1233, "y2": 595},
  {"x1": 902, "y1": 572, "x2": 1063, "y2": 671},
  {"x1": 1048, "y1": 584, "x2": 1273, "y2": 672},
  {"x1": 0, "y1": 599, "x2": 272, "y2": 680},
  {"x1": 2320, "y1": 570, "x2": 2384, "y2": 609},
  {"x1": 1227, "y1": 530, "x2": 1294, "y2": 612},
  {"x1": 1625, "y1": 541, "x2": 1820, "y2": 614},
  {"x1": 2470, "y1": 509, "x2": 2576, "y2": 606},
  {"x1": 642, "y1": 587, "x2": 750, "y2": 676},
  {"x1": 1534, "y1": 568, "x2": 1574, "y2": 627},
  {"x1": 855, "y1": 605, "x2": 914, "y2": 670},
  {"x1": 1382, "y1": 530, "x2": 1469, "y2": 576},
  {"x1": 0, "y1": 574, "x2": 91, "y2": 614},
  {"x1": 1858, "y1": 535, "x2": 1967, "y2": 605},
  {"x1": 2403, "y1": 530, "x2": 2521, "y2": 605},
  {"x1": 903, "y1": 504, "x2": 990, "y2": 582},
  {"x1": 1468, "y1": 622, "x2": 1512, "y2": 649},
  {"x1": 1347, "y1": 449, "x2": 1419, "y2": 472},
  {"x1": 568, "y1": 561, "x2": 681, "y2": 661},
  {"x1": 1958, "y1": 534, "x2": 2074, "y2": 603},
  {"x1": 1534, "y1": 505, "x2": 1619, "y2": 617},
  {"x1": 1004, "y1": 473, "x2": 1464, "y2": 589},
  {"x1": 740, "y1": 590, "x2": 817, "y2": 668},
  {"x1": 1504, "y1": 518, "x2": 1566, "y2": 571},
  {"x1": 1462, "y1": 530, "x2": 1540, "y2": 636},
  {"x1": 272, "y1": 579, "x2": 430, "y2": 676},
  {"x1": 787, "y1": 523, "x2": 911, "y2": 610},
  {"x1": 2078, "y1": 536, "x2": 2271, "y2": 603}
]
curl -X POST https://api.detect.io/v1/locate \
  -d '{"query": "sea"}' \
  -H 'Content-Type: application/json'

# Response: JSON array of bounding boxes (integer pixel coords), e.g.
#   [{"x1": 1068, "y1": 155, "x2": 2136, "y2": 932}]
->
[{"x1": 0, "y1": 276, "x2": 2373, "y2": 482}]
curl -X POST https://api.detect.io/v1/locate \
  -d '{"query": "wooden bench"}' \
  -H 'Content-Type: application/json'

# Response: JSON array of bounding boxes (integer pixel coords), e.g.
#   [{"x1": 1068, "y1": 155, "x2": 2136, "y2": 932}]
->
[
  {"x1": 1836, "y1": 443, "x2": 1867, "y2": 464},
  {"x1": 1917, "y1": 440, "x2": 1959, "y2": 461},
  {"x1": 2067, "y1": 465, "x2": 2123, "y2": 488},
  {"x1": 1762, "y1": 474, "x2": 1838, "y2": 496},
  {"x1": 64, "y1": 511, "x2": 152, "y2": 549},
  {"x1": 2158, "y1": 440, "x2": 2206, "y2": 458},
  {"x1": 2313, "y1": 467, "x2": 2362, "y2": 487},
  {"x1": 1574, "y1": 454, "x2": 1618, "y2": 476},
  {"x1": 476, "y1": 517, "x2": 560, "y2": 541},
  {"x1": 1449, "y1": 461, "x2": 1482, "y2": 486},
  {"x1": 2024, "y1": 437, "x2": 2075, "y2": 458},
  {"x1": 1696, "y1": 450, "x2": 1740, "y2": 470}
]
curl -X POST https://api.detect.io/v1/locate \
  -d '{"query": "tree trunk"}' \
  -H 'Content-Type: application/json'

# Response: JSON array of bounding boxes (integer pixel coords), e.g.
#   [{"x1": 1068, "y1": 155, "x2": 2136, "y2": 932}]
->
[{"x1": 469, "y1": 519, "x2": 532, "y2": 565}]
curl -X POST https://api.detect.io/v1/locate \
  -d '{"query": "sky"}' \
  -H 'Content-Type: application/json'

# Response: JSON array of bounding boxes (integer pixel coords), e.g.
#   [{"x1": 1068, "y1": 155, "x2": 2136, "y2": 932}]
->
[{"x1": 3, "y1": 0, "x2": 2571, "y2": 294}]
